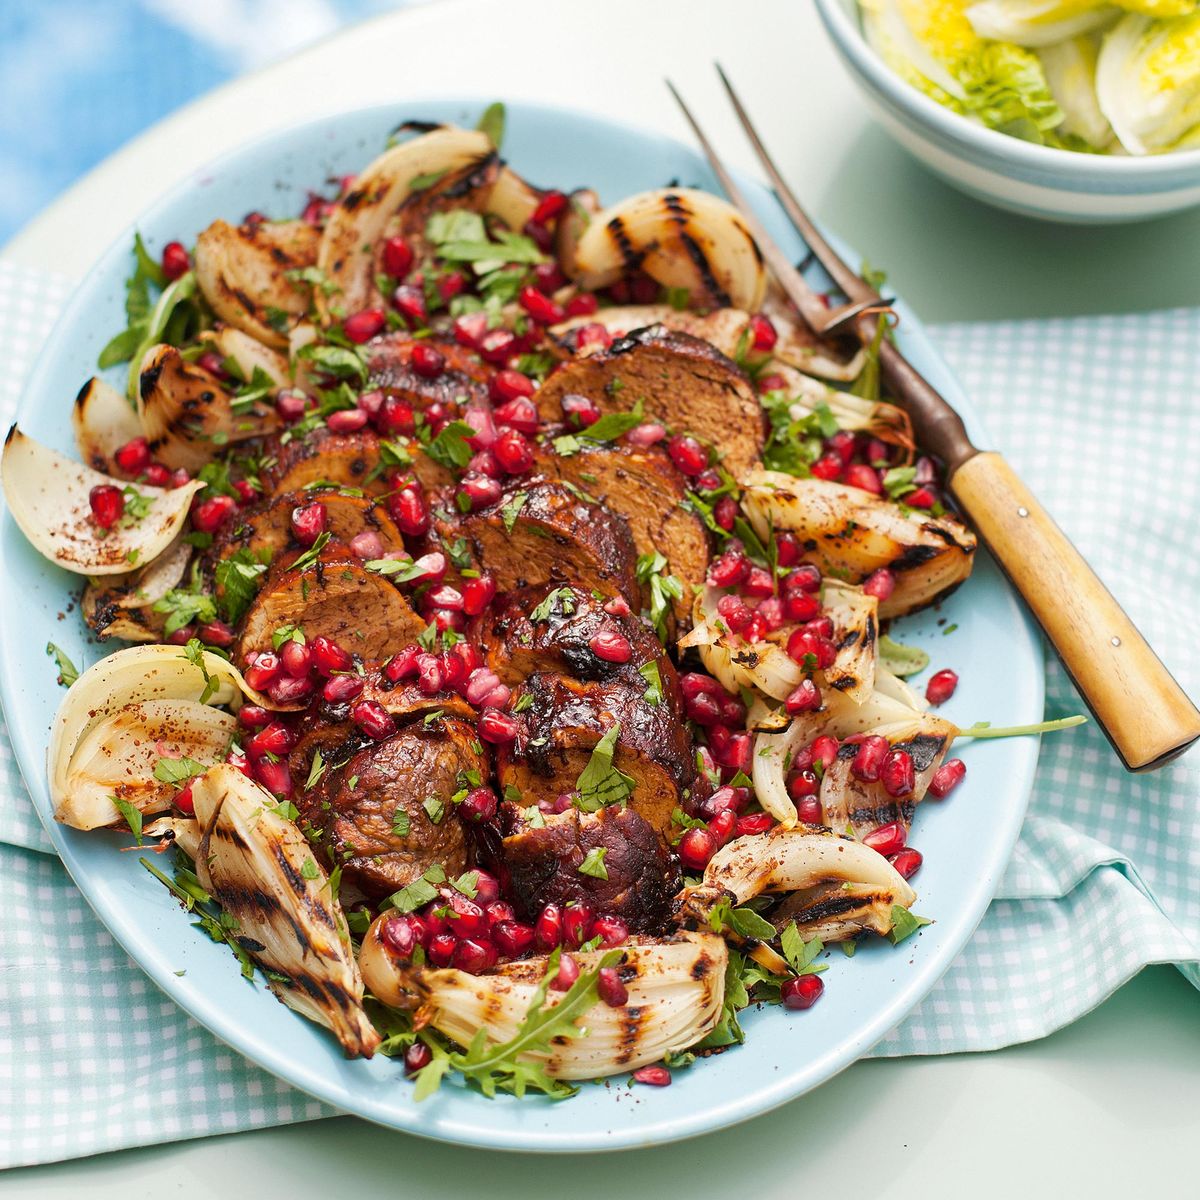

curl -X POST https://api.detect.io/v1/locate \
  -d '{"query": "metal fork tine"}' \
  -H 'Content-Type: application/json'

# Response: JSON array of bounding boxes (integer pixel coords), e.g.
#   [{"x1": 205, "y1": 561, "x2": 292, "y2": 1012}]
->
[
  {"x1": 664, "y1": 79, "x2": 866, "y2": 339},
  {"x1": 713, "y1": 62, "x2": 880, "y2": 308}
]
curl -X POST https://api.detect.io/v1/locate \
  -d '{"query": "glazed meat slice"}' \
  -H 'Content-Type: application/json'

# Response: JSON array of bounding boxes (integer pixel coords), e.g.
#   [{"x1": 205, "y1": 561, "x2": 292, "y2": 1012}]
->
[
  {"x1": 260, "y1": 426, "x2": 451, "y2": 498},
  {"x1": 366, "y1": 334, "x2": 490, "y2": 412},
  {"x1": 483, "y1": 584, "x2": 674, "y2": 690},
  {"x1": 234, "y1": 554, "x2": 426, "y2": 666},
  {"x1": 534, "y1": 326, "x2": 764, "y2": 479},
  {"x1": 529, "y1": 439, "x2": 709, "y2": 621},
  {"x1": 211, "y1": 490, "x2": 403, "y2": 573},
  {"x1": 496, "y1": 672, "x2": 692, "y2": 840},
  {"x1": 297, "y1": 715, "x2": 486, "y2": 900},
  {"x1": 460, "y1": 479, "x2": 641, "y2": 606},
  {"x1": 502, "y1": 805, "x2": 679, "y2": 933}
]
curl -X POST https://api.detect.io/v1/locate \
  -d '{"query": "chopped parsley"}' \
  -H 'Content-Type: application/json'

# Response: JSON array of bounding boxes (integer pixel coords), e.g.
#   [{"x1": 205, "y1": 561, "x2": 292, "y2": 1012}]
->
[
  {"x1": 45, "y1": 642, "x2": 79, "y2": 688},
  {"x1": 577, "y1": 847, "x2": 608, "y2": 880},
  {"x1": 888, "y1": 906, "x2": 932, "y2": 945},
  {"x1": 638, "y1": 660, "x2": 663, "y2": 706},
  {"x1": 573, "y1": 724, "x2": 635, "y2": 812},
  {"x1": 500, "y1": 490, "x2": 528, "y2": 533},
  {"x1": 110, "y1": 796, "x2": 144, "y2": 844}
]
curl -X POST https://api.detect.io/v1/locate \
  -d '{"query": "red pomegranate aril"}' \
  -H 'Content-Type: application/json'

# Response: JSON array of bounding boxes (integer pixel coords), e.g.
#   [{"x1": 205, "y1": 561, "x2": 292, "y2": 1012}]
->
[
  {"x1": 478, "y1": 327, "x2": 516, "y2": 364},
  {"x1": 176, "y1": 783, "x2": 195, "y2": 815},
  {"x1": 226, "y1": 750, "x2": 252, "y2": 777},
  {"x1": 563, "y1": 904, "x2": 593, "y2": 949},
  {"x1": 862, "y1": 821, "x2": 906, "y2": 857},
  {"x1": 414, "y1": 653, "x2": 444, "y2": 696},
  {"x1": 167, "y1": 625, "x2": 196, "y2": 648},
  {"x1": 376, "y1": 396, "x2": 414, "y2": 435},
  {"x1": 238, "y1": 704, "x2": 272, "y2": 730},
  {"x1": 622, "y1": 423, "x2": 664, "y2": 452},
  {"x1": 253, "y1": 757, "x2": 292, "y2": 797},
  {"x1": 490, "y1": 369, "x2": 535, "y2": 406},
  {"x1": 573, "y1": 322, "x2": 612, "y2": 352},
  {"x1": 844, "y1": 463, "x2": 883, "y2": 495},
  {"x1": 408, "y1": 343, "x2": 444, "y2": 378},
  {"x1": 465, "y1": 668, "x2": 502, "y2": 706},
  {"x1": 532, "y1": 261, "x2": 567, "y2": 294},
  {"x1": 589, "y1": 629, "x2": 632, "y2": 664},
  {"x1": 170, "y1": 468, "x2": 192, "y2": 488},
  {"x1": 784, "y1": 565, "x2": 822, "y2": 594},
  {"x1": 684, "y1": 691, "x2": 722, "y2": 727},
  {"x1": 811, "y1": 734, "x2": 839, "y2": 771},
  {"x1": 476, "y1": 877, "x2": 503, "y2": 909},
  {"x1": 788, "y1": 768, "x2": 820, "y2": 800},
  {"x1": 381, "y1": 914, "x2": 421, "y2": 959},
  {"x1": 597, "y1": 967, "x2": 629, "y2": 1008},
  {"x1": 144, "y1": 463, "x2": 171, "y2": 486},
  {"x1": 863, "y1": 568, "x2": 896, "y2": 601},
  {"x1": 350, "y1": 530, "x2": 384, "y2": 560},
  {"x1": 280, "y1": 638, "x2": 312, "y2": 679},
  {"x1": 453, "y1": 938, "x2": 496, "y2": 975},
  {"x1": 467, "y1": 448, "x2": 501, "y2": 479},
  {"x1": 708, "y1": 809, "x2": 737, "y2": 846},
  {"x1": 851, "y1": 735, "x2": 890, "y2": 782},
  {"x1": 518, "y1": 284, "x2": 565, "y2": 324},
  {"x1": 161, "y1": 240, "x2": 190, "y2": 280},
  {"x1": 707, "y1": 495, "x2": 735, "y2": 532},
  {"x1": 246, "y1": 721, "x2": 295, "y2": 759},
  {"x1": 882, "y1": 749, "x2": 916, "y2": 798},
  {"x1": 591, "y1": 915, "x2": 629, "y2": 948},
  {"x1": 708, "y1": 548, "x2": 750, "y2": 588},
  {"x1": 754, "y1": 596, "x2": 784, "y2": 632},
  {"x1": 493, "y1": 428, "x2": 534, "y2": 474},
  {"x1": 309, "y1": 635, "x2": 353, "y2": 677},
  {"x1": 325, "y1": 408, "x2": 369, "y2": 434},
  {"x1": 666, "y1": 434, "x2": 707, "y2": 476},
  {"x1": 454, "y1": 785, "x2": 495, "y2": 824},
  {"x1": 428, "y1": 934, "x2": 457, "y2": 967},
  {"x1": 392, "y1": 284, "x2": 427, "y2": 325},
  {"x1": 735, "y1": 813, "x2": 774, "y2": 837},
  {"x1": 458, "y1": 473, "x2": 503, "y2": 511},
  {"x1": 811, "y1": 453, "x2": 844, "y2": 481},
  {"x1": 478, "y1": 709, "x2": 518, "y2": 744},
  {"x1": 193, "y1": 620, "x2": 233, "y2": 650},
  {"x1": 426, "y1": 584, "x2": 464, "y2": 612},
  {"x1": 289, "y1": 501, "x2": 326, "y2": 547},
  {"x1": 773, "y1": 531, "x2": 801, "y2": 567},
  {"x1": 493, "y1": 399, "x2": 539, "y2": 438},
  {"x1": 87, "y1": 484, "x2": 125, "y2": 529},
  {"x1": 532, "y1": 190, "x2": 568, "y2": 225},
  {"x1": 678, "y1": 827, "x2": 718, "y2": 871},
  {"x1": 443, "y1": 891, "x2": 486, "y2": 938},
  {"x1": 907, "y1": 486, "x2": 937, "y2": 509},
  {"x1": 785, "y1": 679, "x2": 823, "y2": 716},
  {"x1": 403, "y1": 1041, "x2": 433, "y2": 1077},
  {"x1": 784, "y1": 590, "x2": 821, "y2": 622},
  {"x1": 680, "y1": 672, "x2": 723, "y2": 702},
  {"x1": 191, "y1": 494, "x2": 238, "y2": 533},
  {"x1": 742, "y1": 567, "x2": 775, "y2": 600},
  {"x1": 276, "y1": 389, "x2": 309, "y2": 423},
  {"x1": 233, "y1": 479, "x2": 259, "y2": 505},
  {"x1": 693, "y1": 468, "x2": 721, "y2": 494},
  {"x1": 343, "y1": 308, "x2": 386, "y2": 344},
  {"x1": 796, "y1": 795, "x2": 823, "y2": 824},
  {"x1": 828, "y1": 430, "x2": 857, "y2": 465},
  {"x1": 565, "y1": 292, "x2": 599, "y2": 318},
  {"x1": 632, "y1": 1066, "x2": 671, "y2": 1087},
  {"x1": 926, "y1": 669, "x2": 959, "y2": 706},
  {"x1": 929, "y1": 757, "x2": 966, "y2": 799},
  {"x1": 114, "y1": 437, "x2": 151, "y2": 475},
  {"x1": 452, "y1": 311, "x2": 488, "y2": 349},
  {"x1": 561, "y1": 392, "x2": 601, "y2": 429},
  {"x1": 352, "y1": 700, "x2": 395, "y2": 740},
  {"x1": 322, "y1": 673, "x2": 365, "y2": 704},
  {"x1": 804, "y1": 616, "x2": 836, "y2": 640},
  {"x1": 272, "y1": 676, "x2": 312, "y2": 705},
  {"x1": 748, "y1": 312, "x2": 778, "y2": 351},
  {"x1": 702, "y1": 786, "x2": 750, "y2": 818},
  {"x1": 757, "y1": 373, "x2": 787, "y2": 393},
  {"x1": 719, "y1": 732, "x2": 753, "y2": 774},
  {"x1": 716, "y1": 593, "x2": 753, "y2": 634},
  {"x1": 459, "y1": 575, "x2": 495, "y2": 618},
  {"x1": 551, "y1": 952, "x2": 580, "y2": 991},
  {"x1": 534, "y1": 904, "x2": 563, "y2": 952},
  {"x1": 244, "y1": 652, "x2": 281, "y2": 691},
  {"x1": 889, "y1": 848, "x2": 924, "y2": 880},
  {"x1": 387, "y1": 487, "x2": 430, "y2": 536},
  {"x1": 786, "y1": 629, "x2": 837, "y2": 669},
  {"x1": 381, "y1": 235, "x2": 414, "y2": 278},
  {"x1": 493, "y1": 921, "x2": 535, "y2": 959},
  {"x1": 781, "y1": 974, "x2": 824, "y2": 1011}
]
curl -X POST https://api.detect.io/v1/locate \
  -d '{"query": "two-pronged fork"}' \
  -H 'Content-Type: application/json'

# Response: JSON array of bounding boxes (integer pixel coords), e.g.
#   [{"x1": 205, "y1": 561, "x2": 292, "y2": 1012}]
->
[{"x1": 667, "y1": 69, "x2": 1200, "y2": 773}]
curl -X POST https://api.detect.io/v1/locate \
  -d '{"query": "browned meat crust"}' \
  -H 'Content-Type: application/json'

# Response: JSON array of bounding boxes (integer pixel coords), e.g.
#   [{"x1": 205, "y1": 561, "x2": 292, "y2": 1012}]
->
[
  {"x1": 533, "y1": 326, "x2": 764, "y2": 478},
  {"x1": 366, "y1": 334, "x2": 490, "y2": 411}
]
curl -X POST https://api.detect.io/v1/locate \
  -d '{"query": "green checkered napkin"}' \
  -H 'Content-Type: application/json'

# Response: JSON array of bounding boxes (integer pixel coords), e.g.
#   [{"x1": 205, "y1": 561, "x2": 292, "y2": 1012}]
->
[{"x1": 1, "y1": 262, "x2": 1196, "y2": 1165}]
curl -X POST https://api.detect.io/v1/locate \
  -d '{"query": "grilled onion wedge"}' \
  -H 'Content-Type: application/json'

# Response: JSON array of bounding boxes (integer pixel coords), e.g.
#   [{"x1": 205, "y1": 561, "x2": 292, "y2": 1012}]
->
[
  {"x1": 72, "y1": 377, "x2": 144, "y2": 474},
  {"x1": 361, "y1": 926, "x2": 727, "y2": 1080},
  {"x1": 2, "y1": 426, "x2": 203, "y2": 576},
  {"x1": 741, "y1": 471, "x2": 976, "y2": 618},
  {"x1": 191, "y1": 766, "x2": 380, "y2": 1058},
  {"x1": 81, "y1": 535, "x2": 192, "y2": 642}
]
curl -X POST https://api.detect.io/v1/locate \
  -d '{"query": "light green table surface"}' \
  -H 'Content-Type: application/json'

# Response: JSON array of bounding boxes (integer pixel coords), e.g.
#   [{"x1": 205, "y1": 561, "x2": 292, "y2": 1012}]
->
[{"x1": 3, "y1": 0, "x2": 1197, "y2": 1192}]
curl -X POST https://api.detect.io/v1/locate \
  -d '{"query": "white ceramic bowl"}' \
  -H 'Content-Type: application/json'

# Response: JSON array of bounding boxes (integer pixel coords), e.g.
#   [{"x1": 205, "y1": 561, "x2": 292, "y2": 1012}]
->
[{"x1": 815, "y1": 0, "x2": 1200, "y2": 224}]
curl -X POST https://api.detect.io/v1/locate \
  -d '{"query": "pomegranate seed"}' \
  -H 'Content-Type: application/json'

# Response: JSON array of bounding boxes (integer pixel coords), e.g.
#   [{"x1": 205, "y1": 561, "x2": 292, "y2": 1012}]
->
[
  {"x1": 458, "y1": 473, "x2": 502, "y2": 511},
  {"x1": 708, "y1": 548, "x2": 750, "y2": 588},
  {"x1": 533, "y1": 261, "x2": 567, "y2": 294},
  {"x1": 407, "y1": 343, "x2": 444, "y2": 378},
  {"x1": 280, "y1": 639, "x2": 312, "y2": 678},
  {"x1": 465, "y1": 669, "x2": 502, "y2": 706},
  {"x1": 428, "y1": 934, "x2": 457, "y2": 967},
  {"x1": 426, "y1": 585, "x2": 464, "y2": 612},
  {"x1": 310, "y1": 635, "x2": 352, "y2": 676},
  {"x1": 478, "y1": 709, "x2": 518, "y2": 744},
  {"x1": 804, "y1": 615, "x2": 836, "y2": 639},
  {"x1": 493, "y1": 428, "x2": 534, "y2": 475},
  {"x1": 811, "y1": 453, "x2": 843, "y2": 481},
  {"x1": 784, "y1": 590, "x2": 820, "y2": 622},
  {"x1": 926, "y1": 669, "x2": 959, "y2": 706},
  {"x1": 478, "y1": 328, "x2": 517, "y2": 365},
  {"x1": 706, "y1": 496, "x2": 734, "y2": 531},
  {"x1": 289, "y1": 501, "x2": 326, "y2": 547},
  {"x1": 748, "y1": 313, "x2": 777, "y2": 351},
  {"x1": 786, "y1": 629, "x2": 837, "y2": 669},
  {"x1": 844, "y1": 464, "x2": 883, "y2": 495},
  {"x1": 493, "y1": 921, "x2": 535, "y2": 958},
  {"x1": 560, "y1": 906, "x2": 591, "y2": 950},
  {"x1": 532, "y1": 190, "x2": 568, "y2": 225},
  {"x1": 701, "y1": 786, "x2": 750, "y2": 818},
  {"x1": 708, "y1": 809, "x2": 737, "y2": 846},
  {"x1": 565, "y1": 292, "x2": 599, "y2": 318},
  {"x1": 392, "y1": 285, "x2": 427, "y2": 325},
  {"x1": 245, "y1": 721, "x2": 296, "y2": 759},
  {"x1": 781, "y1": 974, "x2": 824, "y2": 1010},
  {"x1": 666, "y1": 435, "x2": 707, "y2": 476},
  {"x1": 551, "y1": 952, "x2": 580, "y2": 991},
  {"x1": 720, "y1": 694, "x2": 746, "y2": 726},
  {"x1": 457, "y1": 576, "x2": 494, "y2": 617},
  {"x1": 114, "y1": 437, "x2": 151, "y2": 475},
  {"x1": 534, "y1": 904, "x2": 564, "y2": 953},
  {"x1": 828, "y1": 430, "x2": 857, "y2": 465},
  {"x1": 589, "y1": 629, "x2": 632, "y2": 664},
  {"x1": 735, "y1": 813, "x2": 774, "y2": 837},
  {"x1": 144, "y1": 463, "x2": 171, "y2": 486},
  {"x1": 387, "y1": 487, "x2": 430, "y2": 536},
  {"x1": 694, "y1": 468, "x2": 722, "y2": 493},
  {"x1": 785, "y1": 679, "x2": 822, "y2": 715},
  {"x1": 561, "y1": 393, "x2": 601, "y2": 429},
  {"x1": 881, "y1": 749, "x2": 915, "y2": 798},
  {"x1": 784, "y1": 565, "x2": 822, "y2": 594},
  {"x1": 625, "y1": 421, "x2": 667, "y2": 449},
  {"x1": 493, "y1": 399, "x2": 539, "y2": 439},
  {"x1": 632, "y1": 1066, "x2": 671, "y2": 1087},
  {"x1": 907, "y1": 486, "x2": 938, "y2": 509},
  {"x1": 444, "y1": 891, "x2": 487, "y2": 938},
  {"x1": 269, "y1": 674, "x2": 312, "y2": 704},
  {"x1": 685, "y1": 691, "x2": 723, "y2": 725},
  {"x1": 253, "y1": 757, "x2": 292, "y2": 797},
  {"x1": 232, "y1": 479, "x2": 258, "y2": 505},
  {"x1": 244, "y1": 653, "x2": 281, "y2": 691},
  {"x1": 468, "y1": 448, "x2": 501, "y2": 479},
  {"x1": 757, "y1": 373, "x2": 787, "y2": 393},
  {"x1": 381, "y1": 236, "x2": 413, "y2": 278},
  {"x1": 863, "y1": 821, "x2": 906, "y2": 857},
  {"x1": 190, "y1": 494, "x2": 237, "y2": 533},
  {"x1": 678, "y1": 827, "x2": 718, "y2": 872},
  {"x1": 352, "y1": 700, "x2": 395, "y2": 740},
  {"x1": 453, "y1": 938, "x2": 497, "y2": 975},
  {"x1": 591, "y1": 915, "x2": 629, "y2": 948},
  {"x1": 238, "y1": 704, "x2": 271, "y2": 730},
  {"x1": 403, "y1": 1041, "x2": 433, "y2": 1077},
  {"x1": 889, "y1": 848, "x2": 923, "y2": 879},
  {"x1": 716, "y1": 593, "x2": 753, "y2": 634},
  {"x1": 276, "y1": 389, "x2": 309, "y2": 423},
  {"x1": 455, "y1": 786, "x2": 495, "y2": 824},
  {"x1": 381, "y1": 914, "x2": 421, "y2": 959},
  {"x1": 597, "y1": 967, "x2": 629, "y2": 1008},
  {"x1": 718, "y1": 732, "x2": 753, "y2": 775},
  {"x1": 851, "y1": 735, "x2": 889, "y2": 782},
  {"x1": 170, "y1": 468, "x2": 192, "y2": 488},
  {"x1": 176, "y1": 783, "x2": 195, "y2": 815},
  {"x1": 414, "y1": 653, "x2": 443, "y2": 696},
  {"x1": 226, "y1": 750, "x2": 252, "y2": 777},
  {"x1": 325, "y1": 408, "x2": 368, "y2": 434},
  {"x1": 373, "y1": 396, "x2": 412, "y2": 435},
  {"x1": 811, "y1": 735, "x2": 840, "y2": 770},
  {"x1": 863, "y1": 568, "x2": 895, "y2": 601},
  {"x1": 88, "y1": 485, "x2": 124, "y2": 529},
  {"x1": 343, "y1": 308, "x2": 385, "y2": 344},
  {"x1": 518, "y1": 285, "x2": 565, "y2": 325},
  {"x1": 929, "y1": 758, "x2": 966, "y2": 799},
  {"x1": 574, "y1": 322, "x2": 612, "y2": 352},
  {"x1": 196, "y1": 620, "x2": 234, "y2": 649},
  {"x1": 490, "y1": 370, "x2": 535, "y2": 406},
  {"x1": 161, "y1": 240, "x2": 190, "y2": 280},
  {"x1": 350, "y1": 530, "x2": 384, "y2": 560},
  {"x1": 742, "y1": 566, "x2": 775, "y2": 598},
  {"x1": 322, "y1": 673, "x2": 365, "y2": 703},
  {"x1": 680, "y1": 672, "x2": 723, "y2": 702},
  {"x1": 796, "y1": 795, "x2": 823, "y2": 824},
  {"x1": 788, "y1": 769, "x2": 819, "y2": 799},
  {"x1": 451, "y1": 312, "x2": 487, "y2": 349}
]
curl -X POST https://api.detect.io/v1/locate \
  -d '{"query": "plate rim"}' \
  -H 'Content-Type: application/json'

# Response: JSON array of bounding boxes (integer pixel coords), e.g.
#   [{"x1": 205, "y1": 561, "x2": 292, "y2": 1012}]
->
[{"x1": 0, "y1": 95, "x2": 1044, "y2": 1153}]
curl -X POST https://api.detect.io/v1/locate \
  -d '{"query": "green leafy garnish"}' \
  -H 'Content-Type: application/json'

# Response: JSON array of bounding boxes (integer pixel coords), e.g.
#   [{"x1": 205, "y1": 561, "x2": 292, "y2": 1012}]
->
[
  {"x1": 708, "y1": 898, "x2": 776, "y2": 942},
  {"x1": 878, "y1": 635, "x2": 930, "y2": 678},
  {"x1": 476, "y1": 101, "x2": 505, "y2": 150},
  {"x1": 110, "y1": 796, "x2": 144, "y2": 844},
  {"x1": 389, "y1": 865, "x2": 446, "y2": 914},
  {"x1": 422, "y1": 420, "x2": 476, "y2": 471},
  {"x1": 577, "y1": 847, "x2": 608, "y2": 880},
  {"x1": 391, "y1": 809, "x2": 411, "y2": 838},
  {"x1": 529, "y1": 586, "x2": 576, "y2": 623},
  {"x1": 635, "y1": 552, "x2": 683, "y2": 641},
  {"x1": 213, "y1": 548, "x2": 269, "y2": 624},
  {"x1": 780, "y1": 922, "x2": 827, "y2": 975},
  {"x1": 45, "y1": 642, "x2": 79, "y2": 688},
  {"x1": 573, "y1": 723, "x2": 635, "y2": 812},
  {"x1": 553, "y1": 400, "x2": 644, "y2": 456},
  {"x1": 500, "y1": 490, "x2": 528, "y2": 534},
  {"x1": 289, "y1": 532, "x2": 331, "y2": 573},
  {"x1": 957, "y1": 715, "x2": 1087, "y2": 739},
  {"x1": 153, "y1": 756, "x2": 209, "y2": 789},
  {"x1": 638, "y1": 660, "x2": 663, "y2": 706},
  {"x1": 888, "y1": 906, "x2": 932, "y2": 945}
]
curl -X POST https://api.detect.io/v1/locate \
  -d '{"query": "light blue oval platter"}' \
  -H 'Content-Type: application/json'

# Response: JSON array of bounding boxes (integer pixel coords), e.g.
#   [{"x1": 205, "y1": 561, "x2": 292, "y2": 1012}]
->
[{"x1": 0, "y1": 99, "x2": 1042, "y2": 1152}]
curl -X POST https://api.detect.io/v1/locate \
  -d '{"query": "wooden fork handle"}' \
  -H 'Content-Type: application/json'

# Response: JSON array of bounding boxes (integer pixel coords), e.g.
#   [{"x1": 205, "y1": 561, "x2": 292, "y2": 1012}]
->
[{"x1": 950, "y1": 452, "x2": 1200, "y2": 772}]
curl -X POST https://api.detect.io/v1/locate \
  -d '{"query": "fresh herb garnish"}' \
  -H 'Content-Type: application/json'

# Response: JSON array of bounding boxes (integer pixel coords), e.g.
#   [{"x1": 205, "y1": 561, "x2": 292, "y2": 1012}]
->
[
  {"x1": 635, "y1": 552, "x2": 683, "y2": 641},
  {"x1": 638, "y1": 660, "x2": 663, "y2": 706},
  {"x1": 888, "y1": 906, "x2": 932, "y2": 945},
  {"x1": 110, "y1": 796, "x2": 144, "y2": 844},
  {"x1": 45, "y1": 642, "x2": 79, "y2": 688},
  {"x1": 573, "y1": 724, "x2": 635, "y2": 812},
  {"x1": 577, "y1": 847, "x2": 608, "y2": 880}
]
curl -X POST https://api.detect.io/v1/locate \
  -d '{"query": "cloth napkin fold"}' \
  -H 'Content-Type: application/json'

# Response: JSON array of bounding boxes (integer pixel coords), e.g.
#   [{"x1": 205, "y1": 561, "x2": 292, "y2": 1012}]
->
[{"x1": 1, "y1": 260, "x2": 1196, "y2": 1167}]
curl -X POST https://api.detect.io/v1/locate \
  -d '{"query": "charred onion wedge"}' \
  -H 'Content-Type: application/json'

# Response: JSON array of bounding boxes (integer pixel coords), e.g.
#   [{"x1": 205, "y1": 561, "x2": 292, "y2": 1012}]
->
[
  {"x1": 191, "y1": 765, "x2": 380, "y2": 1057},
  {"x1": 361, "y1": 925, "x2": 726, "y2": 1079},
  {"x1": 72, "y1": 377, "x2": 144, "y2": 474},
  {"x1": 2, "y1": 426, "x2": 203, "y2": 576},
  {"x1": 82, "y1": 535, "x2": 192, "y2": 642}
]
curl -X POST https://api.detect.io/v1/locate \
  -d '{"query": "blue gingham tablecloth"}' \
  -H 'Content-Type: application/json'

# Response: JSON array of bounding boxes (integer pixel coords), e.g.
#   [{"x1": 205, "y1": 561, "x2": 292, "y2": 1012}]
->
[{"x1": 1, "y1": 261, "x2": 1196, "y2": 1166}]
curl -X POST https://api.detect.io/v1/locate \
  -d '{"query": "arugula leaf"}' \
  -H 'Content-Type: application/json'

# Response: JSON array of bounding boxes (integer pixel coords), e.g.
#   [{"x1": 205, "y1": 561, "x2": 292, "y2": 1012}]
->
[
  {"x1": 695, "y1": 949, "x2": 749, "y2": 1049},
  {"x1": 119, "y1": 271, "x2": 201, "y2": 399},
  {"x1": 423, "y1": 420, "x2": 476, "y2": 471},
  {"x1": 888, "y1": 906, "x2": 932, "y2": 945},
  {"x1": 878, "y1": 634, "x2": 930, "y2": 678},
  {"x1": 708, "y1": 897, "x2": 776, "y2": 941},
  {"x1": 111, "y1": 796, "x2": 144, "y2": 844},
  {"x1": 573, "y1": 724, "x2": 635, "y2": 812},
  {"x1": 230, "y1": 366, "x2": 278, "y2": 414},
  {"x1": 45, "y1": 642, "x2": 79, "y2": 688},
  {"x1": 638, "y1": 661, "x2": 663, "y2": 706},
  {"x1": 780, "y1": 922, "x2": 826, "y2": 975},
  {"x1": 476, "y1": 101, "x2": 506, "y2": 150},
  {"x1": 577, "y1": 847, "x2": 608, "y2": 880}
]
